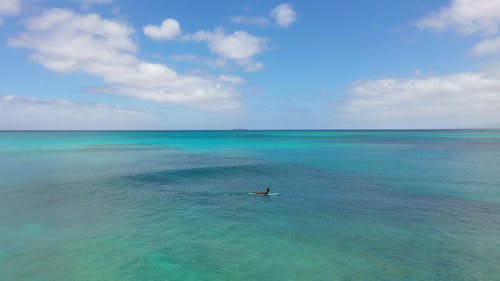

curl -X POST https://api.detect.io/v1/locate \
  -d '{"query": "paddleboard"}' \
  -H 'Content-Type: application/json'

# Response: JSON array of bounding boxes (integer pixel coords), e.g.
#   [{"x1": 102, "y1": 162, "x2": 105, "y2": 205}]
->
[{"x1": 247, "y1": 192, "x2": 280, "y2": 196}]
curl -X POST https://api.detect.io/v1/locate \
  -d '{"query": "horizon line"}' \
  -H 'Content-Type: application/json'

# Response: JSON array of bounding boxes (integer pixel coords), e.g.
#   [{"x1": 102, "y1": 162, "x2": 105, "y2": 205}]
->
[{"x1": 1, "y1": 128, "x2": 499, "y2": 132}]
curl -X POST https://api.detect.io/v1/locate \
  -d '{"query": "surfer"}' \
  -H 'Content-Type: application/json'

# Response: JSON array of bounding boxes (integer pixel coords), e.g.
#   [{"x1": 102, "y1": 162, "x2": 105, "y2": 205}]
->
[{"x1": 254, "y1": 188, "x2": 270, "y2": 195}]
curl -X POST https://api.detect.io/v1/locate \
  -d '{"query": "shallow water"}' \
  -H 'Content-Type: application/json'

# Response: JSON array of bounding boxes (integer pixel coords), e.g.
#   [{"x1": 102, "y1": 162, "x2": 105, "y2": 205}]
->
[{"x1": 1, "y1": 130, "x2": 500, "y2": 280}]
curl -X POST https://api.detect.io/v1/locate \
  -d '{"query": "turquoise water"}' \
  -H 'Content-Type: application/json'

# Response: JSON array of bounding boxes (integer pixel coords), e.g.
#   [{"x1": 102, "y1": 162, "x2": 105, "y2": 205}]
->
[{"x1": 1, "y1": 130, "x2": 500, "y2": 281}]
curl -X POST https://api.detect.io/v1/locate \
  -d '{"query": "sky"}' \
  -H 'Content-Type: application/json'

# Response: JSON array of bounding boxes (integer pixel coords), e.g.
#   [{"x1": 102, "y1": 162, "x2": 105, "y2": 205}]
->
[{"x1": 1, "y1": 0, "x2": 500, "y2": 129}]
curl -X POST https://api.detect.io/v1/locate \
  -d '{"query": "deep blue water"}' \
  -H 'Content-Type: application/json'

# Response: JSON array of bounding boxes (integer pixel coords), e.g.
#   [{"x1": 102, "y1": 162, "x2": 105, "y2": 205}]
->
[{"x1": 1, "y1": 130, "x2": 499, "y2": 280}]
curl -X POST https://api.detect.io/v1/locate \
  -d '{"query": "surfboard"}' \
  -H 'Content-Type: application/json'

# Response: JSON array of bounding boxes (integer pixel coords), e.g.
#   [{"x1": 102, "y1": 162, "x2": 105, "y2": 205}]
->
[{"x1": 247, "y1": 192, "x2": 280, "y2": 196}]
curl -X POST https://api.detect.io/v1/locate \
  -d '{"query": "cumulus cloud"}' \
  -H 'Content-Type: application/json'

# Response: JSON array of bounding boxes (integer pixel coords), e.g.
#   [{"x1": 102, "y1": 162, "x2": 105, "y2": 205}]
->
[
  {"x1": 417, "y1": 0, "x2": 500, "y2": 35},
  {"x1": 141, "y1": 18, "x2": 267, "y2": 71},
  {"x1": 270, "y1": 3, "x2": 296, "y2": 28},
  {"x1": 231, "y1": 3, "x2": 296, "y2": 28},
  {"x1": 170, "y1": 53, "x2": 228, "y2": 69},
  {"x1": 219, "y1": 75, "x2": 245, "y2": 84},
  {"x1": 471, "y1": 36, "x2": 500, "y2": 56},
  {"x1": 8, "y1": 9, "x2": 241, "y2": 111},
  {"x1": 184, "y1": 28, "x2": 267, "y2": 71},
  {"x1": 417, "y1": 0, "x2": 500, "y2": 56},
  {"x1": 230, "y1": 15, "x2": 270, "y2": 27},
  {"x1": 0, "y1": 0, "x2": 21, "y2": 26},
  {"x1": 190, "y1": 30, "x2": 265, "y2": 59},
  {"x1": 143, "y1": 18, "x2": 181, "y2": 40},
  {"x1": 0, "y1": 0, "x2": 20, "y2": 15},
  {"x1": 0, "y1": 94, "x2": 155, "y2": 130},
  {"x1": 336, "y1": 72, "x2": 500, "y2": 128},
  {"x1": 345, "y1": 0, "x2": 500, "y2": 128}
]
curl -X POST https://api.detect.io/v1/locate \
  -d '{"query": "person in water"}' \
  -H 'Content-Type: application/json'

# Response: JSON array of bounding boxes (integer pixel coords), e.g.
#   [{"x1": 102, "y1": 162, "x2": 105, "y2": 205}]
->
[{"x1": 255, "y1": 188, "x2": 270, "y2": 195}]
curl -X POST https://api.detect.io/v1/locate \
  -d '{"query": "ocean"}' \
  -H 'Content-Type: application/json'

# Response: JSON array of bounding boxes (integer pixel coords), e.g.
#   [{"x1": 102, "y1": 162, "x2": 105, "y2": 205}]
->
[{"x1": 1, "y1": 130, "x2": 499, "y2": 281}]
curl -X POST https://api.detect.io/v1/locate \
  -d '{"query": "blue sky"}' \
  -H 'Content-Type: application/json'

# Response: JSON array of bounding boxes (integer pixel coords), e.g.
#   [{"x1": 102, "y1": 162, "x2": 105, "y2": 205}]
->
[{"x1": 1, "y1": 0, "x2": 500, "y2": 129}]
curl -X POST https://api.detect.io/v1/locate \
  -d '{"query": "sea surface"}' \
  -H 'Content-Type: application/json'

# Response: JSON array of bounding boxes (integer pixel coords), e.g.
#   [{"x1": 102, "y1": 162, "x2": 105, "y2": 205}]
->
[{"x1": 1, "y1": 130, "x2": 500, "y2": 281}]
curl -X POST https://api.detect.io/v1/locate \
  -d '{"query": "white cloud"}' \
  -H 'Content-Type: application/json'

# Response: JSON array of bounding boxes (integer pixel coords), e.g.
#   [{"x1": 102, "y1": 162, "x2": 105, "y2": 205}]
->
[
  {"x1": 184, "y1": 28, "x2": 267, "y2": 71},
  {"x1": 0, "y1": 0, "x2": 20, "y2": 27},
  {"x1": 141, "y1": 18, "x2": 267, "y2": 71},
  {"x1": 206, "y1": 31, "x2": 265, "y2": 59},
  {"x1": 336, "y1": 71, "x2": 500, "y2": 128},
  {"x1": 143, "y1": 18, "x2": 181, "y2": 40},
  {"x1": 170, "y1": 53, "x2": 229, "y2": 70},
  {"x1": 231, "y1": 3, "x2": 297, "y2": 28},
  {"x1": 472, "y1": 36, "x2": 500, "y2": 56},
  {"x1": 417, "y1": 0, "x2": 500, "y2": 56},
  {"x1": 417, "y1": 0, "x2": 500, "y2": 35},
  {"x1": 219, "y1": 75, "x2": 245, "y2": 84},
  {"x1": 0, "y1": 94, "x2": 155, "y2": 130},
  {"x1": 141, "y1": 16, "x2": 268, "y2": 71},
  {"x1": 8, "y1": 9, "x2": 241, "y2": 111},
  {"x1": 351, "y1": 0, "x2": 500, "y2": 128},
  {"x1": 0, "y1": 0, "x2": 20, "y2": 15},
  {"x1": 230, "y1": 15, "x2": 270, "y2": 27},
  {"x1": 270, "y1": 3, "x2": 296, "y2": 28}
]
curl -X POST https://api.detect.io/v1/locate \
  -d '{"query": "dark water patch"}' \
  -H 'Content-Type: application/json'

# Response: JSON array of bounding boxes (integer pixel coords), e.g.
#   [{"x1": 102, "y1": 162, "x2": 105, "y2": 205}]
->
[
  {"x1": 119, "y1": 163, "x2": 289, "y2": 186},
  {"x1": 116, "y1": 160, "x2": 500, "y2": 233}
]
